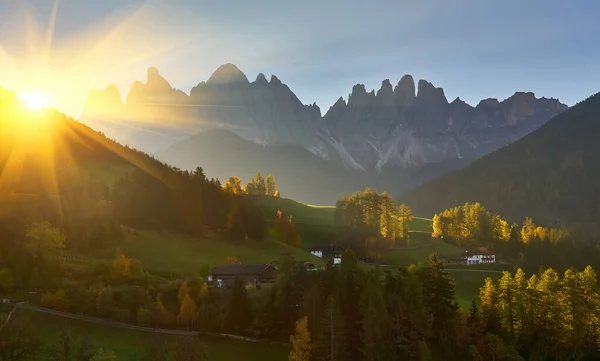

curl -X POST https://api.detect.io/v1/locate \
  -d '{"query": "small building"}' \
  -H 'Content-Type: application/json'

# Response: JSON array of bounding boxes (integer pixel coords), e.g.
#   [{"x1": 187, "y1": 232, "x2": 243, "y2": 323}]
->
[
  {"x1": 463, "y1": 247, "x2": 496, "y2": 265},
  {"x1": 208, "y1": 263, "x2": 278, "y2": 288},
  {"x1": 309, "y1": 244, "x2": 344, "y2": 265}
]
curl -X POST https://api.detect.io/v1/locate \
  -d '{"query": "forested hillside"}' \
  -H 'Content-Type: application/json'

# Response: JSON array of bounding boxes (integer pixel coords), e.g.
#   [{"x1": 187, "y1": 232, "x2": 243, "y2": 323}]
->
[{"x1": 404, "y1": 92, "x2": 600, "y2": 238}]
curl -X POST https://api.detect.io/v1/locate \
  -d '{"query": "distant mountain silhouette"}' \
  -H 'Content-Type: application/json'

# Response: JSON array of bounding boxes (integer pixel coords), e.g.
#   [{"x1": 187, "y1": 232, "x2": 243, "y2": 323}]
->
[
  {"x1": 82, "y1": 64, "x2": 567, "y2": 169},
  {"x1": 81, "y1": 64, "x2": 567, "y2": 203}
]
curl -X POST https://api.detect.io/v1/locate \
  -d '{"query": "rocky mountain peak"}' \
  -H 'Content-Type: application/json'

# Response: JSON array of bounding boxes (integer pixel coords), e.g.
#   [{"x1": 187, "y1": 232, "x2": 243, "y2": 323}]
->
[
  {"x1": 270, "y1": 75, "x2": 283, "y2": 85},
  {"x1": 377, "y1": 79, "x2": 394, "y2": 101},
  {"x1": 394, "y1": 74, "x2": 416, "y2": 107},
  {"x1": 451, "y1": 97, "x2": 466, "y2": 105},
  {"x1": 207, "y1": 63, "x2": 249, "y2": 85},
  {"x1": 477, "y1": 98, "x2": 500, "y2": 108},
  {"x1": 416, "y1": 79, "x2": 447, "y2": 105},
  {"x1": 512, "y1": 91, "x2": 536, "y2": 100},
  {"x1": 104, "y1": 84, "x2": 123, "y2": 103},
  {"x1": 146, "y1": 67, "x2": 173, "y2": 92},
  {"x1": 255, "y1": 73, "x2": 268, "y2": 85}
]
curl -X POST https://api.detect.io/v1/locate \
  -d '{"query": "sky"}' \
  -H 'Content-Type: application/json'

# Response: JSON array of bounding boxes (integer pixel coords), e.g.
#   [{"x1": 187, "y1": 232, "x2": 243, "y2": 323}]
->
[{"x1": 0, "y1": 0, "x2": 599, "y2": 117}]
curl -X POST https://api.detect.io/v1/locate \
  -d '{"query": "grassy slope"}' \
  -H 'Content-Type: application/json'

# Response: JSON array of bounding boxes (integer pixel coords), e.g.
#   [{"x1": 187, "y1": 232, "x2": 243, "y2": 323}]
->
[
  {"x1": 254, "y1": 197, "x2": 436, "y2": 249},
  {"x1": 118, "y1": 230, "x2": 321, "y2": 277},
  {"x1": 11, "y1": 309, "x2": 288, "y2": 361},
  {"x1": 450, "y1": 270, "x2": 502, "y2": 309},
  {"x1": 381, "y1": 232, "x2": 466, "y2": 266},
  {"x1": 254, "y1": 197, "x2": 511, "y2": 309}
]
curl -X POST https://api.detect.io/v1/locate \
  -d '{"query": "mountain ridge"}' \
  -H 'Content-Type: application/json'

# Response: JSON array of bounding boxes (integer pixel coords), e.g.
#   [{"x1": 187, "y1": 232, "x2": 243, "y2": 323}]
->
[{"x1": 81, "y1": 64, "x2": 567, "y2": 196}]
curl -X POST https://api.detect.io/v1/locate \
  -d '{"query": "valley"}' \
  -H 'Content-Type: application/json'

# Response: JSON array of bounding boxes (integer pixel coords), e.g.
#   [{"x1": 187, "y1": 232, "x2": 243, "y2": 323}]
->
[{"x1": 2, "y1": 77, "x2": 600, "y2": 361}]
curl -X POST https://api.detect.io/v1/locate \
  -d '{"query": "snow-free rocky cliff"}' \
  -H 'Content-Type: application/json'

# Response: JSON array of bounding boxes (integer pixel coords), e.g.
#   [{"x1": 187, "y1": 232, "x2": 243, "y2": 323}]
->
[{"x1": 82, "y1": 63, "x2": 567, "y2": 172}]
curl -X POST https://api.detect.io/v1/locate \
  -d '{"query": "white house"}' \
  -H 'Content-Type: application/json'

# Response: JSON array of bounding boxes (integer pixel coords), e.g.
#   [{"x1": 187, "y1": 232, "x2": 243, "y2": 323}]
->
[
  {"x1": 310, "y1": 250, "x2": 323, "y2": 258},
  {"x1": 463, "y1": 247, "x2": 496, "y2": 265},
  {"x1": 309, "y1": 244, "x2": 343, "y2": 265}
]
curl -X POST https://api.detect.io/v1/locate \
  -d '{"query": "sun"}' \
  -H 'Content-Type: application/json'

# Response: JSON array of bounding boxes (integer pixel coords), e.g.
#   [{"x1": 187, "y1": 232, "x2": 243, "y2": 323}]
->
[{"x1": 17, "y1": 92, "x2": 50, "y2": 110}]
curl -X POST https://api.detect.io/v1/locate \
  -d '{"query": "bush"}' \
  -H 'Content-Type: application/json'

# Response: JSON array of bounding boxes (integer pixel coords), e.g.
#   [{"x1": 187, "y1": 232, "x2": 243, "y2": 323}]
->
[{"x1": 41, "y1": 290, "x2": 70, "y2": 311}]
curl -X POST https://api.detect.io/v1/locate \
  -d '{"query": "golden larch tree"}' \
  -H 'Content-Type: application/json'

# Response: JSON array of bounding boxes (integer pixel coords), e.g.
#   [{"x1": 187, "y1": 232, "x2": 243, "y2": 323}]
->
[{"x1": 289, "y1": 316, "x2": 312, "y2": 361}]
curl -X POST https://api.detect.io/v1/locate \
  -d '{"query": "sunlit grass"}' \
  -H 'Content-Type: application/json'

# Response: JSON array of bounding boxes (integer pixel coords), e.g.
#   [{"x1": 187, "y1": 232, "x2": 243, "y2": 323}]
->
[{"x1": 117, "y1": 229, "x2": 321, "y2": 277}]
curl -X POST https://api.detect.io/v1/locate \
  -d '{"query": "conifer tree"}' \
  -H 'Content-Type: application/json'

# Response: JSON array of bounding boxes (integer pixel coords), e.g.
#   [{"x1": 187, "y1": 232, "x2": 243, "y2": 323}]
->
[
  {"x1": 226, "y1": 279, "x2": 253, "y2": 333},
  {"x1": 498, "y1": 271, "x2": 517, "y2": 340},
  {"x1": 397, "y1": 203, "x2": 413, "y2": 240},
  {"x1": 289, "y1": 317, "x2": 312, "y2": 361},
  {"x1": 513, "y1": 268, "x2": 528, "y2": 340},
  {"x1": 253, "y1": 171, "x2": 266, "y2": 195},
  {"x1": 562, "y1": 268, "x2": 587, "y2": 354},
  {"x1": 265, "y1": 174, "x2": 277, "y2": 196},
  {"x1": 177, "y1": 292, "x2": 198, "y2": 329},
  {"x1": 339, "y1": 249, "x2": 363, "y2": 361},
  {"x1": 360, "y1": 267, "x2": 389, "y2": 361},
  {"x1": 479, "y1": 277, "x2": 501, "y2": 334},
  {"x1": 421, "y1": 252, "x2": 458, "y2": 359},
  {"x1": 312, "y1": 296, "x2": 343, "y2": 361}
]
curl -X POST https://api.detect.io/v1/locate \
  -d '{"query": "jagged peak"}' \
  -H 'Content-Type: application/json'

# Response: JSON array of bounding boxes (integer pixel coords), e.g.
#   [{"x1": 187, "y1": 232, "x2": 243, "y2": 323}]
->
[
  {"x1": 105, "y1": 84, "x2": 122, "y2": 97},
  {"x1": 270, "y1": 74, "x2": 282, "y2": 85},
  {"x1": 333, "y1": 96, "x2": 347, "y2": 107},
  {"x1": 351, "y1": 83, "x2": 367, "y2": 95},
  {"x1": 377, "y1": 79, "x2": 393, "y2": 98},
  {"x1": 147, "y1": 67, "x2": 160, "y2": 81},
  {"x1": 207, "y1": 63, "x2": 249, "y2": 85},
  {"x1": 451, "y1": 97, "x2": 468, "y2": 105},
  {"x1": 255, "y1": 73, "x2": 268, "y2": 84},
  {"x1": 509, "y1": 91, "x2": 537, "y2": 101},
  {"x1": 417, "y1": 79, "x2": 435, "y2": 92},
  {"x1": 394, "y1": 74, "x2": 416, "y2": 107},
  {"x1": 477, "y1": 98, "x2": 500, "y2": 108},
  {"x1": 416, "y1": 79, "x2": 447, "y2": 104}
]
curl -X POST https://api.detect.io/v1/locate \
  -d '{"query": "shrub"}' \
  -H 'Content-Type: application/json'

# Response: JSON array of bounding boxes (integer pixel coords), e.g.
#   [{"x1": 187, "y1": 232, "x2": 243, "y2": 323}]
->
[{"x1": 41, "y1": 290, "x2": 70, "y2": 311}]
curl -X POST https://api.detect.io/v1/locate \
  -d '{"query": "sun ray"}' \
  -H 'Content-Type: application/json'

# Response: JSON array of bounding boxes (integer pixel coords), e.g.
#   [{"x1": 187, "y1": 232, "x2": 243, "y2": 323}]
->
[{"x1": 42, "y1": 0, "x2": 60, "y2": 62}]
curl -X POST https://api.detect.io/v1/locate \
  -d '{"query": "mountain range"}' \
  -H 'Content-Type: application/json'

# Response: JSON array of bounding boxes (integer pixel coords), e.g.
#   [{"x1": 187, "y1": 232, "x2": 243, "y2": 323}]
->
[{"x1": 82, "y1": 64, "x2": 568, "y2": 204}]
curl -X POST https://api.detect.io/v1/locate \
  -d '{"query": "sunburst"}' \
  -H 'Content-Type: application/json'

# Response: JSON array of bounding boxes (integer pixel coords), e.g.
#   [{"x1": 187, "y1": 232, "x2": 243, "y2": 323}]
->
[{"x1": 17, "y1": 91, "x2": 49, "y2": 110}]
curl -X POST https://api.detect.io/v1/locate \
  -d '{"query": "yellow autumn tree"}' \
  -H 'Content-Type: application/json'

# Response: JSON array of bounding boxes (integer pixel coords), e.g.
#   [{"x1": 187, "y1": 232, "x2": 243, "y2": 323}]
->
[
  {"x1": 178, "y1": 291, "x2": 198, "y2": 329},
  {"x1": 289, "y1": 316, "x2": 311, "y2": 361},
  {"x1": 178, "y1": 281, "x2": 190, "y2": 303}
]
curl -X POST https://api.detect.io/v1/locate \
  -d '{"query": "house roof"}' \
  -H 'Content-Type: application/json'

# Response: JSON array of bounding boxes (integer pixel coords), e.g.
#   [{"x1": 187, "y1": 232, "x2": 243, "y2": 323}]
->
[
  {"x1": 210, "y1": 263, "x2": 275, "y2": 276},
  {"x1": 309, "y1": 244, "x2": 344, "y2": 252},
  {"x1": 466, "y1": 247, "x2": 495, "y2": 256}
]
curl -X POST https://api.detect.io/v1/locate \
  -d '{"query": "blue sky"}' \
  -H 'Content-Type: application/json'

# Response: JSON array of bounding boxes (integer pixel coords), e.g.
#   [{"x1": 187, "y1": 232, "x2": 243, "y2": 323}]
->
[{"x1": 1, "y1": 0, "x2": 599, "y2": 115}]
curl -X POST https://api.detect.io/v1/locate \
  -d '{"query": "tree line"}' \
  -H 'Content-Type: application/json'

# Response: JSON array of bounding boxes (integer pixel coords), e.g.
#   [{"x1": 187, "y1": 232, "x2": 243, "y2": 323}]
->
[
  {"x1": 285, "y1": 252, "x2": 600, "y2": 361},
  {"x1": 334, "y1": 188, "x2": 413, "y2": 241},
  {"x1": 222, "y1": 171, "x2": 280, "y2": 197},
  {"x1": 431, "y1": 202, "x2": 600, "y2": 272}
]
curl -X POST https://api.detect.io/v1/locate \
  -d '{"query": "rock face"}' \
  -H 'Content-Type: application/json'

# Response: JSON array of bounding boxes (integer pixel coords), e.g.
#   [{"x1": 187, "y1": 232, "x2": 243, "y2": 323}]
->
[{"x1": 82, "y1": 64, "x2": 568, "y2": 170}]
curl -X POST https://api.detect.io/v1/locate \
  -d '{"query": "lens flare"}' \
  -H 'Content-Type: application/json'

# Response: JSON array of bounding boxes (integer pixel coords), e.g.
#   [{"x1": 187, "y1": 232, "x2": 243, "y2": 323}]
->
[{"x1": 17, "y1": 92, "x2": 49, "y2": 110}]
